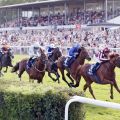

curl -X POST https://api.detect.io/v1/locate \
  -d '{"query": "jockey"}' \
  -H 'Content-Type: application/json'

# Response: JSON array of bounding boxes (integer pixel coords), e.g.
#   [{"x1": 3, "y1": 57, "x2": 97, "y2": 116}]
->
[
  {"x1": 27, "y1": 43, "x2": 41, "y2": 69},
  {"x1": 47, "y1": 44, "x2": 55, "y2": 58},
  {"x1": 64, "y1": 43, "x2": 81, "y2": 67},
  {"x1": 89, "y1": 47, "x2": 111, "y2": 75},
  {"x1": 0, "y1": 42, "x2": 11, "y2": 59},
  {"x1": 98, "y1": 47, "x2": 110, "y2": 62}
]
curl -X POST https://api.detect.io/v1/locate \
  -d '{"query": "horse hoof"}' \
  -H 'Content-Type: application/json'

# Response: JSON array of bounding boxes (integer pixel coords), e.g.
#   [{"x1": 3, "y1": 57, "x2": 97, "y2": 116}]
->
[
  {"x1": 69, "y1": 83, "x2": 76, "y2": 88},
  {"x1": 0, "y1": 72, "x2": 4, "y2": 77},
  {"x1": 58, "y1": 81, "x2": 60, "y2": 84},
  {"x1": 110, "y1": 96, "x2": 114, "y2": 99},
  {"x1": 70, "y1": 82, "x2": 74, "y2": 85},
  {"x1": 53, "y1": 79, "x2": 57, "y2": 82},
  {"x1": 68, "y1": 84, "x2": 73, "y2": 88}
]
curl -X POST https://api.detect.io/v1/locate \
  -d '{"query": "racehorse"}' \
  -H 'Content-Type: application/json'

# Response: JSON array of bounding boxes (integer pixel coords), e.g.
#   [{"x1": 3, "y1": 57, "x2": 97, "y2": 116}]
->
[
  {"x1": 11, "y1": 48, "x2": 47, "y2": 83},
  {"x1": 46, "y1": 47, "x2": 62, "y2": 83},
  {"x1": 76, "y1": 53, "x2": 120, "y2": 99},
  {"x1": 56, "y1": 47, "x2": 91, "y2": 87},
  {"x1": 0, "y1": 49, "x2": 14, "y2": 75}
]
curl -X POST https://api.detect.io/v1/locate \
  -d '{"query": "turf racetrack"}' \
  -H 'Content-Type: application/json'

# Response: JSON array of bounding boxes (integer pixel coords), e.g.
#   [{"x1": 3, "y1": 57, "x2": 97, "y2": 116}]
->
[{"x1": 0, "y1": 55, "x2": 120, "y2": 120}]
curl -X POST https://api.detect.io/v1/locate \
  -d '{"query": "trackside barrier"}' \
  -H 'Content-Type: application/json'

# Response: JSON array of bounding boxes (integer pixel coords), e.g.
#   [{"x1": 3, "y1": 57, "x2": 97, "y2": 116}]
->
[{"x1": 65, "y1": 96, "x2": 120, "y2": 120}]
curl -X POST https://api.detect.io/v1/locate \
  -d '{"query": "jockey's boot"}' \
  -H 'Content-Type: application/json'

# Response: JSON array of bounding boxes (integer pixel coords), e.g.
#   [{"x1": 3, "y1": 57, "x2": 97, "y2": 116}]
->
[
  {"x1": 64, "y1": 58, "x2": 69, "y2": 67},
  {"x1": 92, "y1": 62, "x2": 100, "y2": 74}
]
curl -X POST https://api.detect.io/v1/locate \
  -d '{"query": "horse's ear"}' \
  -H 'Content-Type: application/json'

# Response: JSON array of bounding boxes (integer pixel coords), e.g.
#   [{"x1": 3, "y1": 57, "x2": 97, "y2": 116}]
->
[
  {"x1": 81, "y1": 47, "x2": 85, "y2": 50},
  {"x1": 39, "y1": 47, "x2": 44, "y2": 53}
]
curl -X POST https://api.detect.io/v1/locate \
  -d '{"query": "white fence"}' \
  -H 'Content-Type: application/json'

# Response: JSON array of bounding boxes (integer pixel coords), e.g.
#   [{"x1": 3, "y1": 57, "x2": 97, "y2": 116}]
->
[{"x1": 65, "y1": 96, "x2": 120, "y2": 120}]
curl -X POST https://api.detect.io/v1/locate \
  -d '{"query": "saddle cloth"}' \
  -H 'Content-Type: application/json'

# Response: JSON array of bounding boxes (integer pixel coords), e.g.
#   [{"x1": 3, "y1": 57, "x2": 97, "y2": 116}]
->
[
  {"x1": 27, "y1": 57, "x2": 37, "y2": 69},
  {"x1": 87, "y1": 65, "x2": 101, "y2": 84}
]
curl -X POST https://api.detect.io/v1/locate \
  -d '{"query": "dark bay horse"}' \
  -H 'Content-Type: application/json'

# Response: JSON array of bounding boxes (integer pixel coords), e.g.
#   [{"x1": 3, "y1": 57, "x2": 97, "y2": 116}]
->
[
  {"x1": 46, "y1": 47, "x2": 62, "y2": 82},
  {"x1": 56, "y1": 47, "x2": 91, "y2": 87},
  {"x1": 76, "y1": 53, "x2": 120, "y2": 99},
  {"x1": 0, "y1": 49, "x2": 14, "y2": 75},
  {"x1": 11, "y1": 48, "x2": 47, "y2": 83}
]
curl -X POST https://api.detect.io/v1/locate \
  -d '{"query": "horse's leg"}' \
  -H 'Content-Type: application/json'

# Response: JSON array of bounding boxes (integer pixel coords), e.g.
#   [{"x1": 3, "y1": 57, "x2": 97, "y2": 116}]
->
[
  {"x1": 0, "y1": 65, "x2": 3, "y2": 77},
  {"x1": 83, "y1": 84, "x2": 88, "y2": 92},
  {"x1": 66, "y1": 72, "x2": 74, "y2": 85},
  {"x1": 4, "y1": 66, "x2": 8, "y2": 73},
  {"x1": 37, "y1": 79, "x2": 42, "y2": 84},
  {"x1": 88, "y1": 85, "x2": 96, "y2": 99},
  {"x1": 71, "y1": 74, "x2": 81, "y2": 88},
  {"x1": 113, "y1": 80, "x2": 120, "y2": 93},
  {"x1": 55, "y1": 71, "x2": 60, "y2": 83},
  {"x1": 110, "y1": 85, "x2": 114, "y2": 99},
  {"x1": 59, "y1": 68, "x2": 71, "y2": 87},
  {"x1": 48, "y1": 72, "x2": 56, "y2": 81}
]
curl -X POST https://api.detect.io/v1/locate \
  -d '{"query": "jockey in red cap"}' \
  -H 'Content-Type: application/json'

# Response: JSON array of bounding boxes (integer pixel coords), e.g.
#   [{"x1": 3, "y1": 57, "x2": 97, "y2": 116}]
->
[{"x1": 1, "y1": 42, "x2": 10, "y2": 54}]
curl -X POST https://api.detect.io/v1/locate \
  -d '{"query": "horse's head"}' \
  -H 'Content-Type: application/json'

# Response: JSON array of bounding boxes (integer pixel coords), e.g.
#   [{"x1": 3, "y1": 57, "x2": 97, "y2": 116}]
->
[
  {"x1": 78, "y1": 47, "x2": 91, "y2": 62},
  {"x1": 52, "y1": 47, "x2": 62, "y2": 61},
  {"x1": 6, "y1": 49, "x2": 14, "y2": 59},
  {"x1": 37, "y1": 47, "x2": 48, "y2": 64},
  {"x1": 109, "y1": 53, "x2": 120, "y2": 68}
]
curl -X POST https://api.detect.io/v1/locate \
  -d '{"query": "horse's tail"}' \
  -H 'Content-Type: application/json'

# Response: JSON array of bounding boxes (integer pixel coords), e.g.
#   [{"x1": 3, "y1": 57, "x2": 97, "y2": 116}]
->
[{"x1": 11, "y1": 62, "x2": 19, "y2": 73}]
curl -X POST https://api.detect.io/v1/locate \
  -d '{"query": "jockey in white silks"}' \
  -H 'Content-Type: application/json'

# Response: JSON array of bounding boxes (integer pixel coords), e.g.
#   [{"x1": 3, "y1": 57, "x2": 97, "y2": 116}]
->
[
  {"x1": 27, "y1": 42, "x2": 41, "y2": 69},
  {"x1": 29, "y1": 42, "x2": 41, "y2": 58}
]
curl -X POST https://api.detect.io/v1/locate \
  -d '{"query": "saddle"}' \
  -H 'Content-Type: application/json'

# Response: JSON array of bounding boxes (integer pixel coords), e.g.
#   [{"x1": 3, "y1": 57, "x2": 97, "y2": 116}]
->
[{"x1": 27, "y1": 57, "x2": 37, "y2": 69}]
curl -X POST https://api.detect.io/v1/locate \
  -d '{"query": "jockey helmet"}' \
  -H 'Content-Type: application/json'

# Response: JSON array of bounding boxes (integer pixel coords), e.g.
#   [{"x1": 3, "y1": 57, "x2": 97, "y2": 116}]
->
[
  {"x1": 73, "y1": 42, "x2": 80, "y2": 48},
  {"x1": 50, "y1": 44, "x2": 55, "y2": 48},
  {"x1": 103, "y1": 47, "x2": 110, "y2": 53}
]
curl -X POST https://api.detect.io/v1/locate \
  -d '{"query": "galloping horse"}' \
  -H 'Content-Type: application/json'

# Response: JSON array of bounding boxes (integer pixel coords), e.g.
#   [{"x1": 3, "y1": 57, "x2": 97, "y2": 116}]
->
[
  {"x1": 76, "y1": 53, "x2": 120, "y2": 99},
  {"x1": 46, "y1": 47, "x2": 62, "y2": 82},
  {"x1": 11, "y1": 48, "x2": 47, "y2": 83},
  {"x1": 0, "y1": 49, "x2": 14, "y2": 75},
  {"x1": 56, "y1": 47, "x2": 91, "y2": 87}
]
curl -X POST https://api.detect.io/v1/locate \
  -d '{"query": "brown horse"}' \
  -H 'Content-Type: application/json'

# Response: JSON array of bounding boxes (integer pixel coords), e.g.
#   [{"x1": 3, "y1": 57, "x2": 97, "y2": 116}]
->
[
  {"x1": 76, "y1": 53, "x2": 120, "y2": 99},
  {"x1": 56, "y1": 47, "x2": 91, "y2": 87},
  {"x1": 46, "y1": 47, "x2": 62, "y2": 82},
  {"x1": 11, "y1": 48, "x2": 47, "y2": 83}
]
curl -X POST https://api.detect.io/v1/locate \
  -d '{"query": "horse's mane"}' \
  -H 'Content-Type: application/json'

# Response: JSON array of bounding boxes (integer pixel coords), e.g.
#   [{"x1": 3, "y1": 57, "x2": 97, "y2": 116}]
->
[{"x1": 75, "y1": 47, "x2": 84, "y2": 59}]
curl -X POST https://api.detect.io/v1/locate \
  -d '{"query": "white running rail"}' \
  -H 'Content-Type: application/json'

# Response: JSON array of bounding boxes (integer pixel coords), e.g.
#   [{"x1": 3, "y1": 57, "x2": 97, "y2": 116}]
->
[{"x1": 65, "y1": 96, "x2": 120, "y2": 120}]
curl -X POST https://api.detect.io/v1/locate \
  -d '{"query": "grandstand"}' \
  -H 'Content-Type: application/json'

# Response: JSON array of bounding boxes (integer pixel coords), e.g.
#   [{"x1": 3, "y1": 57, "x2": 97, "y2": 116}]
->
[
  {"x1": 0, "y1": 0, "x2": 120, "y2": 28},
  {"x1": 0, "y1": 0, "x2": 120, "y2": 55}
]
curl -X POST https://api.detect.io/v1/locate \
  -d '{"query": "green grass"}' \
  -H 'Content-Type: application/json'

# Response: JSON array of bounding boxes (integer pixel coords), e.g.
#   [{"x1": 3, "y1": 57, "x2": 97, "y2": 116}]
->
[{"x1": 0, "y1": 55, "x2": 120, "y2": 120}]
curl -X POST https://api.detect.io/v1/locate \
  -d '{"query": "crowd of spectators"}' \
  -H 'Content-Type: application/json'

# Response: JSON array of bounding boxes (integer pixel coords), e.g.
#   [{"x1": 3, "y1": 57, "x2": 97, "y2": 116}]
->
[
  {"x1": 0, "y1": 10, "x2": 106, "y2": 28},
  {"x1": 0, "y1": 27, "x2": 119, "y2": 49},
  {"x1": 1, "y1": 7, "x2": 120, "y2": 28}
]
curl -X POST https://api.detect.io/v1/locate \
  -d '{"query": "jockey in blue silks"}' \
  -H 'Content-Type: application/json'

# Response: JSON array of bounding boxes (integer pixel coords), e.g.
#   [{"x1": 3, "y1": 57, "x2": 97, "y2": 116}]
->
[
  {"x1": 64, "y1": 43, "x2": 81, "y2": 67},
  {"x1": 47, "y1": 44, "x2": 55, "y2": 58}
]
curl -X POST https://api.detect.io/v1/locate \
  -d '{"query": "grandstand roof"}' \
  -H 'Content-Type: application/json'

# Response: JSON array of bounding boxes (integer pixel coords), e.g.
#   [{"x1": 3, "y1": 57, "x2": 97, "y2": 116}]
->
[{"x1": 0, "y1": 0, "x2": 66, "y2": 9}]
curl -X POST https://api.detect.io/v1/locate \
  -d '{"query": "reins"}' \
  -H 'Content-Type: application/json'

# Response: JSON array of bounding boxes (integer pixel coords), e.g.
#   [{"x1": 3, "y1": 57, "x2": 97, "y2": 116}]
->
[{"x1": 33, "y1": 62, "x2": 47, "y2": 73}]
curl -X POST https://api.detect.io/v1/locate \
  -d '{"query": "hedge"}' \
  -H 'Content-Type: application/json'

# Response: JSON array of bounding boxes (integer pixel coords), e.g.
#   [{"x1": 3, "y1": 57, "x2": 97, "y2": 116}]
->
[{"x1": 0, "y1": 88, "x2": 85, "y2": 120}]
